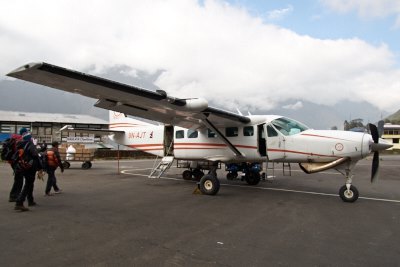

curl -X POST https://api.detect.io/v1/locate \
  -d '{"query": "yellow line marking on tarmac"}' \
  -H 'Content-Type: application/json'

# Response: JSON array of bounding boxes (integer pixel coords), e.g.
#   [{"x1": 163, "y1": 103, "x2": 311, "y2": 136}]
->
[{"x1": 120, "y1": 168, "x2": 400, "y2": 204}]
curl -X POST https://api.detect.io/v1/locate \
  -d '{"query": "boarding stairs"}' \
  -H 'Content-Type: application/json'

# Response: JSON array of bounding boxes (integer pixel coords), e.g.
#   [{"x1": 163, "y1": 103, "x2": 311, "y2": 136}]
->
[
  {"x1": 148, "y1": 156, "x2": 175, "y2": 178},
  {"x1": 265, "y1": 161, "x2": 292, "y2": 180},
  {"x1": 148, "y1": 141, "x2": 174, "y2": 178}
]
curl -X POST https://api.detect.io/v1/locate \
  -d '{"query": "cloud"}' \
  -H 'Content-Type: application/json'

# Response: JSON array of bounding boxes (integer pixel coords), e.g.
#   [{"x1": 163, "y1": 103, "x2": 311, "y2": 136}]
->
[
  {"x1": 282, "y1": 101, "x2": 303, "y2": 110},
  {"x1": 266, "y1": 5, "x2": 294, "y2": 21},
  {"x1": 1, "y1": 0, "x2": 400, "y2": 113},
  {"x1": 320, "y1": 0, "x2": 400, "y2": 18}
]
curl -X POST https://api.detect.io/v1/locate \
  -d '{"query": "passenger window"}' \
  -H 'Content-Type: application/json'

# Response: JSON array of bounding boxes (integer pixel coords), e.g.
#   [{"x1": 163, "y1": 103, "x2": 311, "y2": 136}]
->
[
  {"x1": 207, "y1": 129, "x2": 217, "y2": 138},
  {"x1": 188, "y1": 129, "x2": 198, "y2": 138},
  {"x1": 243, "y1": 126, "x2": 254, "y2": 136},
  {"x1": 226, "y1": 127, "x2": 238, "y2": 137},
  {"x1": 175, "y1": 130, "x2": 184, "y2": 139},
  {"x1": 267, "y1": 125, "x2": 278, "y2": 137}
]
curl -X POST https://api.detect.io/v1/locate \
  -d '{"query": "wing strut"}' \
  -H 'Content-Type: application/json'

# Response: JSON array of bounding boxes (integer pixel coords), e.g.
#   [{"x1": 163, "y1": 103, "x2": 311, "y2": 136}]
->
[{"x1": 202, "y1": 118, "x2": 244, "y2": 157}]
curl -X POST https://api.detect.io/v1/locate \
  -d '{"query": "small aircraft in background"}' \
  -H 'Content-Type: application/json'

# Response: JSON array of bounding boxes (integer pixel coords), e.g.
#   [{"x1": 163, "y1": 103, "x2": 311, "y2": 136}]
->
[{"x1": 7, "y1": 62, "x2": 392, "y2": 202}]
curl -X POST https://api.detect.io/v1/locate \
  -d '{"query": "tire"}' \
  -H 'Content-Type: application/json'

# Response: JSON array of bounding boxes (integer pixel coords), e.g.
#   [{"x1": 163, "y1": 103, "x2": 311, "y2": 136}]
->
[
  {"x1": 199, "y1": 174, "x2": 220, "y2": 195},
  {"x1": 226, "y1": 172, "x2": 234, "y2": 180},
  {"x1": 245, "y1": 172, "x2": 261, "y2": 185},
  {"x1": 62, "y1": 161, "x2": 71, "y2": 169},
  {"x1": 82, "y1": 162, "x2": 91, "y2": 169},
  {"x1": 339, "y1": 185, "x2": 359, "y2": 203},
  {"x1": 87, "y1": 161, "x2": 92, "y2": 168},
  {"x1": 182, "y1": 170, "x2": 192, "y2": 180}
]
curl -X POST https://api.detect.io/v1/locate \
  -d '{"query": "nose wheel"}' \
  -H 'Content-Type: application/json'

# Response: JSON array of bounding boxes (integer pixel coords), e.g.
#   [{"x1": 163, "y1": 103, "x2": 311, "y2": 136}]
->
[
  {"x1": 338, "y1": 167, "x2": 359, "y2": 203},
  {"x1": 339, "y1": 184, "x2": 359, "y2": 202}
]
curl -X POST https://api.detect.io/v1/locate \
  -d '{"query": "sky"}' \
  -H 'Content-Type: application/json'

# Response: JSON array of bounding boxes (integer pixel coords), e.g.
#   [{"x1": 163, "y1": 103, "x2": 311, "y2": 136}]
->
[{"x1": 1, "y1": 0, "x2": 400, "y2": 114}]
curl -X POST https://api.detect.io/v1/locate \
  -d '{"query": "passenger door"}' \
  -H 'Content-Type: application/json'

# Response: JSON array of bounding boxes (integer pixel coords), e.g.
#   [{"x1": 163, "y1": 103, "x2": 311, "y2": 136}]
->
[{"x1": 266, "y1": 124, "x2": 286, "y2": 160}]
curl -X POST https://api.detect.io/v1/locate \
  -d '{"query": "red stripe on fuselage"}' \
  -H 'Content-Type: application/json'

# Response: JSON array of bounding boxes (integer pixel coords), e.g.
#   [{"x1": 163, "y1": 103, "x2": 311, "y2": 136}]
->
[
  {"x1": 267, "y1": 148, "x2": 339, "y2": 158},
  {"x1": 300, "y1": 133, "x2": 352, "y2": 142}
]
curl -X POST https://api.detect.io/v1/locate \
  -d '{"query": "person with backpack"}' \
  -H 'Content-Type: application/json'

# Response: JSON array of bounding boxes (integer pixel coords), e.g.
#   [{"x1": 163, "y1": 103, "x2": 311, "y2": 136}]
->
[
  {"x1": 1, "y1": 129, "x2": 24, "y2": 202},
  {"x1": 14, "y1": 129, "x2": 41, "y2": 212},
  {"x1": 45, "y1": 141, "x2": 64, "y2": 196}
]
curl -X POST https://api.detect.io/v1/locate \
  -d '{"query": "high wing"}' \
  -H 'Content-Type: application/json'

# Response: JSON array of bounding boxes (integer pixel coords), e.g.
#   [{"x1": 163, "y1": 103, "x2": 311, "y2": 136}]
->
[{"x1": 7, "y1": 62, "x2": 250, "y2": 129}]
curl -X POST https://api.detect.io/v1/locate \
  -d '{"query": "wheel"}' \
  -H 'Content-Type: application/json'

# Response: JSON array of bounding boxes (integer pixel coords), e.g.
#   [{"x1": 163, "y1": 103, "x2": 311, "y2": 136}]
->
[
  {"x1": 62, "y1": 161, "x2": 71, "y2": 169},
  {"x1": 199, "y1": 174, "x2": 220, "y2": 195},
  {"x1": 192, "y1": 169, "x2": 204, "y2": 181},
  {"x1": 226, "y1": 172, "x2": 234, "y2": 180},
  {"x1": 82, "y1": 162, "x2": 91, "y2": 169},
  {"x1": 339, "y1": 185, "x2": 359, "y2": 203},
  {"x1": 87, "y1": 161, "x2": 92, "y2": 168},
  {"x1": 182, "y1": 170, "x2": 192, "y2": 180},
  {"x1": 245, "y1": 172, "x2": 261, "y2": 185}
]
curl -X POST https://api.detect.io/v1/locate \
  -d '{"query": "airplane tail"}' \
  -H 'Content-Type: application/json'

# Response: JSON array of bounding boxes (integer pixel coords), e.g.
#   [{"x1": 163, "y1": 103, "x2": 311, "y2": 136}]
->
[{"x1": 109, "y1": 111, "x2": 153, "y2": 129}]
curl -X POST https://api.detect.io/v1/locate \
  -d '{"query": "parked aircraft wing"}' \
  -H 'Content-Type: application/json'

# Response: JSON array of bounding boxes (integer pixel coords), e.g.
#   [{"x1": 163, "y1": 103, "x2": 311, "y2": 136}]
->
[
  {"x1": 58, "y1": 125, "x2": 125, "y2": 135},
  {"x1": 7, "y1": 62, "x2": 250, "y2": 129}
]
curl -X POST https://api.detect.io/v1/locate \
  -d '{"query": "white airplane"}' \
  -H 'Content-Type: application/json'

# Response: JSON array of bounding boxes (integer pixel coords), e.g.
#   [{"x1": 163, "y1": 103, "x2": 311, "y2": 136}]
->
[{"x1": 7, "y1": 62, "x2": 392, "y2": 202}]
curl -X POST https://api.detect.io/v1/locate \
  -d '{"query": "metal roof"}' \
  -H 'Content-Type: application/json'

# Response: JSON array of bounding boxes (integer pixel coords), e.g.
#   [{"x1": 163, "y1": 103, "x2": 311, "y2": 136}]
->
[
  {"x1": 384, "y1": 124, "x2": 400, "y2": 129},
  {"x1": 0, "y1": 110, "x2": 108, "y2": 124}
]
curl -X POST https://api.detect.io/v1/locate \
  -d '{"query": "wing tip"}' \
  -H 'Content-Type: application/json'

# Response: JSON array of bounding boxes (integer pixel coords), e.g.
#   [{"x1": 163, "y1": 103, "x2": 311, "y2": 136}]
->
[{"x1": 7, "y1": 62, "x2": 44, "y2": 77}]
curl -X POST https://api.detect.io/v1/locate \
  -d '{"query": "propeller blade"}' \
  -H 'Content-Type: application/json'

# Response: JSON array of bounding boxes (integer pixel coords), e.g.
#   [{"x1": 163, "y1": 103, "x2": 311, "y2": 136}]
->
[
  {"x1": 368, "y1": 123, "x2": 379, "y2": 143},
  {"x1": 371, "y1": 152, "x2": 380, "y2": 183}
]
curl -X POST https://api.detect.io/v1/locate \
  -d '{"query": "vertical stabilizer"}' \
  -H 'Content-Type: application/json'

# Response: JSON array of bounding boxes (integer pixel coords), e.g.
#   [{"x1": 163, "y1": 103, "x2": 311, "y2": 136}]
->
[{"x1": 109, "y1": 111, "x2": 153, "y2": 129}]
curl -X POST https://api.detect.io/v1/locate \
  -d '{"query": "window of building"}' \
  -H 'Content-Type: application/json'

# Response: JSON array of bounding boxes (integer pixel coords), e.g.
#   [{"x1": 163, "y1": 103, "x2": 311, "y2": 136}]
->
[
  {"x1": 243, "y1": 126, "x2": 254, "y2": 136},
  {"x1": 226, "y1": 127, "x2": 238, "y2": 137},
  {"x1": 207, "y1": 129, "x2": 217, "y2": 138},
  {"x1": 188, "y1": 129, "x2": 198, "y2": 138},
  {"x1": 393, "y1": 138, "x2": 399, "y2": 144},
  {"x1": 0, "y1": 124, "x2": 15, "y2": 133},
  {"x1": 45, "y1": 127, "x2": 52, "y2": 135},
  {"x1": 175, "y1": 130, "x2": 184, "y2": 139}
]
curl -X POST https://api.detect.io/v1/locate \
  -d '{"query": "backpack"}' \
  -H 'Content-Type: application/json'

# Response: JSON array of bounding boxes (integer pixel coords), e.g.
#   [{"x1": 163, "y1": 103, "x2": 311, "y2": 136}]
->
[
  {"x1": 12, "y1": 142, "x2": 34, "y2": 172},
  {"x1": 46, "y1": 150, "x2": 59, "y2": 168},
  {"x1": 1, "y1": 137, "x2": 17, "y2": 161}
]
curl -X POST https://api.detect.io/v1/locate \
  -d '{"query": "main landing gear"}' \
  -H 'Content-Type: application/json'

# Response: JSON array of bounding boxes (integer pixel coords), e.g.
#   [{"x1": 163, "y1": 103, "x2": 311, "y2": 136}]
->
[
  {"x1": 198, "y1": 163, "x2": 220, "y2": 195},
  {"x1": 226, "y1": 163, "x2": 262, "y2": 186},
  {"x1": 338, "y1": 167, "x2": 359, "y2": 203}
]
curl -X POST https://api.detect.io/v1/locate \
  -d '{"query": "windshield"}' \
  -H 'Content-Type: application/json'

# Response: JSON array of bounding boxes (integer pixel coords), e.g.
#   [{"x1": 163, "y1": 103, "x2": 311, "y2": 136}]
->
[{"x1": 271, "y1": 117, "x2": 309, "y2": 136}]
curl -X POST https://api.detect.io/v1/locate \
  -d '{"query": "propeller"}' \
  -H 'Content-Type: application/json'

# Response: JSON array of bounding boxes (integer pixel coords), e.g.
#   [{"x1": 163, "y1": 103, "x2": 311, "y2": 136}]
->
[{"x1": 368, "y1": 123, "x2": 380, "y2": 183}]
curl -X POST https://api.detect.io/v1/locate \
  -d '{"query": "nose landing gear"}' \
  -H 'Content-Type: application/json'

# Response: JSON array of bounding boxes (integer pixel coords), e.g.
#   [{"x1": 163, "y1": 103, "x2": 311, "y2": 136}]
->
[{"x1": 338, "y1": 168, "x2": 359, "y2": 203}]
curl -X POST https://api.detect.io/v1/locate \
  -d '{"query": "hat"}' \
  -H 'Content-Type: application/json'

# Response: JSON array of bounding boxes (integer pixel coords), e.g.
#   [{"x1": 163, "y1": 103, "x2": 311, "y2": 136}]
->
[{"x1": 19, "y1": 127, "x2": 28, "y2": 135}]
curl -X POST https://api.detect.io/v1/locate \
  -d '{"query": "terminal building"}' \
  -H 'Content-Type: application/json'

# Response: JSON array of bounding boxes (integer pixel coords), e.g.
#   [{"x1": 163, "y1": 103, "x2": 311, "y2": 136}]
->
[
  {"x1": 0, "y1": 110, "x2": 109, "y2": 146},
  {"x1": 382, "y1": 124, "x2": 400, "y2": 150}
]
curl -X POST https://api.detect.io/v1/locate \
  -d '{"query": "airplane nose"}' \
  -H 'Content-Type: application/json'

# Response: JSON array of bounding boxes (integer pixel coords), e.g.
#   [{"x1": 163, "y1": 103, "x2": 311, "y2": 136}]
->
[{"x1": 370, "y1": 138, "x2": 392, "y2": 152}]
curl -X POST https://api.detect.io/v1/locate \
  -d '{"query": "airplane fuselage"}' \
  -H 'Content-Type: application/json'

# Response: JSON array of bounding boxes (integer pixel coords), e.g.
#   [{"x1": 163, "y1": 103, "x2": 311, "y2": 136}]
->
[{"x1": 109, "y1": 115, "x2": 373, "y2": 165}]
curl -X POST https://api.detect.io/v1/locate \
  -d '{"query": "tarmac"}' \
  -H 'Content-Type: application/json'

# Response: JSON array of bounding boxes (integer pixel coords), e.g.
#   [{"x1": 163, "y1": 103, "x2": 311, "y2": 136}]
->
[{"x1": 0, "y1": 155, "x2": 399, "y2": 266}]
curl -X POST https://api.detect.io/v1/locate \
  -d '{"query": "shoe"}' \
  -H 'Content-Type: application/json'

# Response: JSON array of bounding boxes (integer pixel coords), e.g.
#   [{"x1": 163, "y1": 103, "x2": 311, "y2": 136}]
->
[
  {"x1": 54, "y1": 190, "x2": 62, "y2": 194},
  {"x1": 14, "y1": 205, "x2": 29, "y2": 212},
  {"x1": 28, "y1": 202, "x2": 37, "y2": 207},
  {"x1": 45, "y1": 193, "x2": 54, "y2": 196}
]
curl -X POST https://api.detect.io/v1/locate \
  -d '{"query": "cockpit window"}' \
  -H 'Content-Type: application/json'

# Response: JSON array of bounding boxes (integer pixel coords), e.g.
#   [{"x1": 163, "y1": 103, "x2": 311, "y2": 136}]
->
[{"x1": 271, "y1": 117, "x2": 308, "y2": 136}]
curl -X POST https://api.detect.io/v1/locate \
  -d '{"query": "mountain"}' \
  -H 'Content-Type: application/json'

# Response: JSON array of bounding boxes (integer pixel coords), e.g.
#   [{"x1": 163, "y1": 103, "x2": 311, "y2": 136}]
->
[{"x1": 385, "y1": 109, "x2": 400, "y2": 123}]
